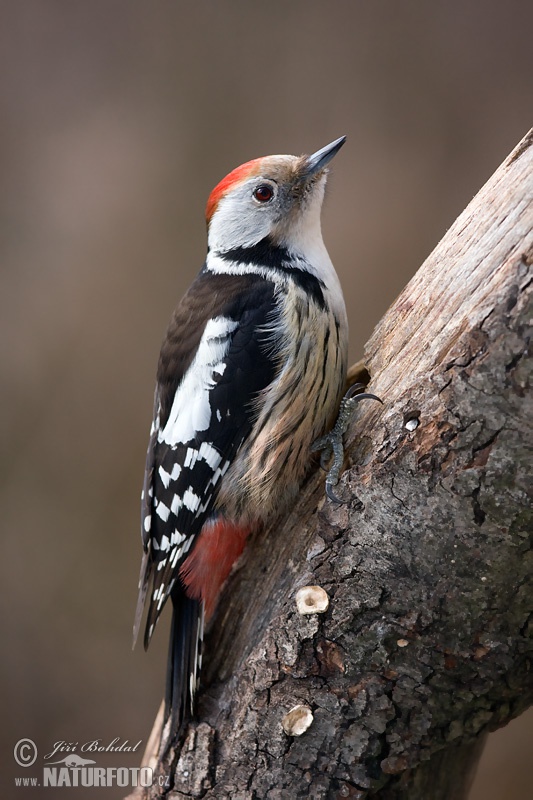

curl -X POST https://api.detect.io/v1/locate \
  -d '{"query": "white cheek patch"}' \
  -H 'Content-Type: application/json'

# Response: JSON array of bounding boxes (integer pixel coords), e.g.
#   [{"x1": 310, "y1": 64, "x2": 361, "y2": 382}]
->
[{"x1": 158, "y1": 316, "x2": 238, "y2": 446}]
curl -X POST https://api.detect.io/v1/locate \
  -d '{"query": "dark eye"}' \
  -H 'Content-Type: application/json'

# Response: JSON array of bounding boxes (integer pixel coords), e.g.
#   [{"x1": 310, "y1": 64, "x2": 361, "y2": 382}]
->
[{"x1": 253, "y1": 184, "x2": 274, "y2": 203}]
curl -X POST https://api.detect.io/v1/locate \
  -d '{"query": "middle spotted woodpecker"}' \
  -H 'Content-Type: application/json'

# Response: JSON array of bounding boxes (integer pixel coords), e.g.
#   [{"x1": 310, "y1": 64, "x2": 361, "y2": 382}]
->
[{"x1": 134, "y1": 136, "x2": 369, "y2": 747}]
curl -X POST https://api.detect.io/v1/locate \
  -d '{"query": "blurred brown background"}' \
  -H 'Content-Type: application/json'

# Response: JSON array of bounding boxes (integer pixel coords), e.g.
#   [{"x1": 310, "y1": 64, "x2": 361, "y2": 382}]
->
[{"x1": 1, "y1": 2, "x2": 531, "y2": 798}]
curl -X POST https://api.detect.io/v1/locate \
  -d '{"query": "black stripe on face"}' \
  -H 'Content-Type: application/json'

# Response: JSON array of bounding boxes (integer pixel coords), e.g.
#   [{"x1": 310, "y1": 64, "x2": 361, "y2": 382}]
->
[
  {"x1": 220, "y1": 237, "x2": 290, "y2": 272},
  {"x1": 219, "y1": 236, "x2": 326, "y2": 310}
]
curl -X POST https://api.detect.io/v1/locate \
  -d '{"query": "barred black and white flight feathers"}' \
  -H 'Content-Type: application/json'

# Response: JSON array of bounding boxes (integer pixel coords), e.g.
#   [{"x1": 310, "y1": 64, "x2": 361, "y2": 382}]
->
[{"x1": 133, "y1": 267, "x2": 279, "y2": 653}]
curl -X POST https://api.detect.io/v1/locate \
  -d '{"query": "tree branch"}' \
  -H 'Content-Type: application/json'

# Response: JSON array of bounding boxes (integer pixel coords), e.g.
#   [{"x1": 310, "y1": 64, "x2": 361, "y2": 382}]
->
[{"x1": 131, "y1": 128, "x2": 533, "y2": 800}]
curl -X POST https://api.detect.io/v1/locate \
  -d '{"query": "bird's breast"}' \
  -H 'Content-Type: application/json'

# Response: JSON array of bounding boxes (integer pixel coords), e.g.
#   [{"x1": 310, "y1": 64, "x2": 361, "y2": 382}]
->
[{"x1": 217, "y1": 280, "x2": 348, "y2": 522}]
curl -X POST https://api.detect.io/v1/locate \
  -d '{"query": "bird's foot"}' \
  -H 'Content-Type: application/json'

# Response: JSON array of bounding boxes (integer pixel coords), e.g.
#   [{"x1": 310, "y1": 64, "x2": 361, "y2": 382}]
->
[{"x1": 311, "y1": 383, "x2": 382, "y2": 503}]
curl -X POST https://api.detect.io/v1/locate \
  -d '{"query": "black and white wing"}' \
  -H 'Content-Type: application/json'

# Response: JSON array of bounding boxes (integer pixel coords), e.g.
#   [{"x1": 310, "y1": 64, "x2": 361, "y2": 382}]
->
[{"x1": 133, "y1": 269, "x2": 278, "y2": 738}]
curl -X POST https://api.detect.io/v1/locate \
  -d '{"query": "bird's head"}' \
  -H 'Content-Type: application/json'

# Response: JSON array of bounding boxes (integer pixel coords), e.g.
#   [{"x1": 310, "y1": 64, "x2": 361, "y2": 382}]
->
[{"x1": 205, "y1": 136, "x2": 346, "y2": 255}]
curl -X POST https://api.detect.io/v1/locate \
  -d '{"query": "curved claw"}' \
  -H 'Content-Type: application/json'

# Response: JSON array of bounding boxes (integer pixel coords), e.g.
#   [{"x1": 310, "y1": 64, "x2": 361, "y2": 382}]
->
[
  {"x1": 346, "y1": 387, "x2": 383, "y2": 404},
  {"x1": 315, "y1": 383, "x2": 383, "y2": 504},
  {"x1": 326, "y1": 482, "x2": 343, "y2": 504},
  {"x1": 345, "y1": 382, "x2": 366, "y2": 397}
]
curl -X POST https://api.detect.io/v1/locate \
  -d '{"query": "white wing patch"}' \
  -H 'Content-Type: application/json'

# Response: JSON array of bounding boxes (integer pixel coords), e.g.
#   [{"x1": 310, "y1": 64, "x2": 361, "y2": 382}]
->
[
  {"x1": 209, "y1": 458, "x2": 232, "y2": 488},
  {"x1": 158, "y1": 466, "x2": 171, "y2": 488},
  {"x1": 171, "y1": 495, "x2": 183, "y2": 515},
  {"x1": 183, "y1": 488, "x2": 201, "y2": 513},
  {"x1": 155, "y1": 501, "x2": 170, "y2": 522},
  {"x1": 158, "y1": 463, "x2": 183, "y2": 488},
  {"x1": 158, "y1": 316, "x2": 238, "y2": 446},
  {"x1": 198, "y1": 441, "x2": 222, "y2": 470}
]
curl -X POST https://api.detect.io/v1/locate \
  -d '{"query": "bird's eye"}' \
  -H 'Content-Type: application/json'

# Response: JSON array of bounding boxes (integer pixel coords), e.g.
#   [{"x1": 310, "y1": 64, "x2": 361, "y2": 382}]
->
[{"x1": 253, "y1": 184, "x2": 274, "y2": 203}]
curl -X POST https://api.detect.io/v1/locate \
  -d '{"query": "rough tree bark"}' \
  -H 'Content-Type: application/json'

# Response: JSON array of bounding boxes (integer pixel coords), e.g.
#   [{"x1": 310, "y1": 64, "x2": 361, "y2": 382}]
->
[{"x1": 131, "y1": 129, "x2": 533, "y2": 800}]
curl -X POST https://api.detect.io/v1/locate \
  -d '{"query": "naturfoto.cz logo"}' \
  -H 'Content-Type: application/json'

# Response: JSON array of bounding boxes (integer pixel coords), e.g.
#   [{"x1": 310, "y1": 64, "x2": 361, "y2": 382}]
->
[{"x1": 13, "y1": 737, "x2": 160, "y2": 790}]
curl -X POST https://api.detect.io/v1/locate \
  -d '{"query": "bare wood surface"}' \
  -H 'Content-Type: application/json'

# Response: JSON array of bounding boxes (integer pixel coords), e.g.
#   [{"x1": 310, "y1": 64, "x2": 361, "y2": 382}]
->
[{"x1": 130, "y1": 129, "x2": 533, "y2": 799}]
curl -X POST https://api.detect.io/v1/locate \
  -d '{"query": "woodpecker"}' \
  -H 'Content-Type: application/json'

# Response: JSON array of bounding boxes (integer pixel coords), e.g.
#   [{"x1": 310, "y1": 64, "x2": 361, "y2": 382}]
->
[{"x1": 134, "y1": 136, "x2": 362, "y2": 747}]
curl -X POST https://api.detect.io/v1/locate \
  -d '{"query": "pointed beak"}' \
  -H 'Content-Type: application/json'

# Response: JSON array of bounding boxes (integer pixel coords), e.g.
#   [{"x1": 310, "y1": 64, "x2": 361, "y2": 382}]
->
[{"x1": 303, "y1": 135, "x2": 347, "y2": 177}]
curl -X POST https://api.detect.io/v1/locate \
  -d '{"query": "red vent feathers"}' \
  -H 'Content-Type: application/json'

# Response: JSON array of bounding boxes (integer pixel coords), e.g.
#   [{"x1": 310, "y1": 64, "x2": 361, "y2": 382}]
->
[{"x1": 179, "y1": 518, "x2": 250, "y2": 619}]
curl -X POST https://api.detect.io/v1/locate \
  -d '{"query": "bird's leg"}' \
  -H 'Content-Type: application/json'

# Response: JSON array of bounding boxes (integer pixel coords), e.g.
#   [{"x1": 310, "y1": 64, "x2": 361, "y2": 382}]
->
[{"x1": 311, "y1": 382, "x2": 382, "y2": 503}]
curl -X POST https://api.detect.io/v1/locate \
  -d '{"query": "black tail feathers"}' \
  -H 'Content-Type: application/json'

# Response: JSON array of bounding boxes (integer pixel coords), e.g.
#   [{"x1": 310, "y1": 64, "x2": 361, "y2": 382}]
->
[{"x1": 161, "y1": 593, "x2": 204, "y2": 750}]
